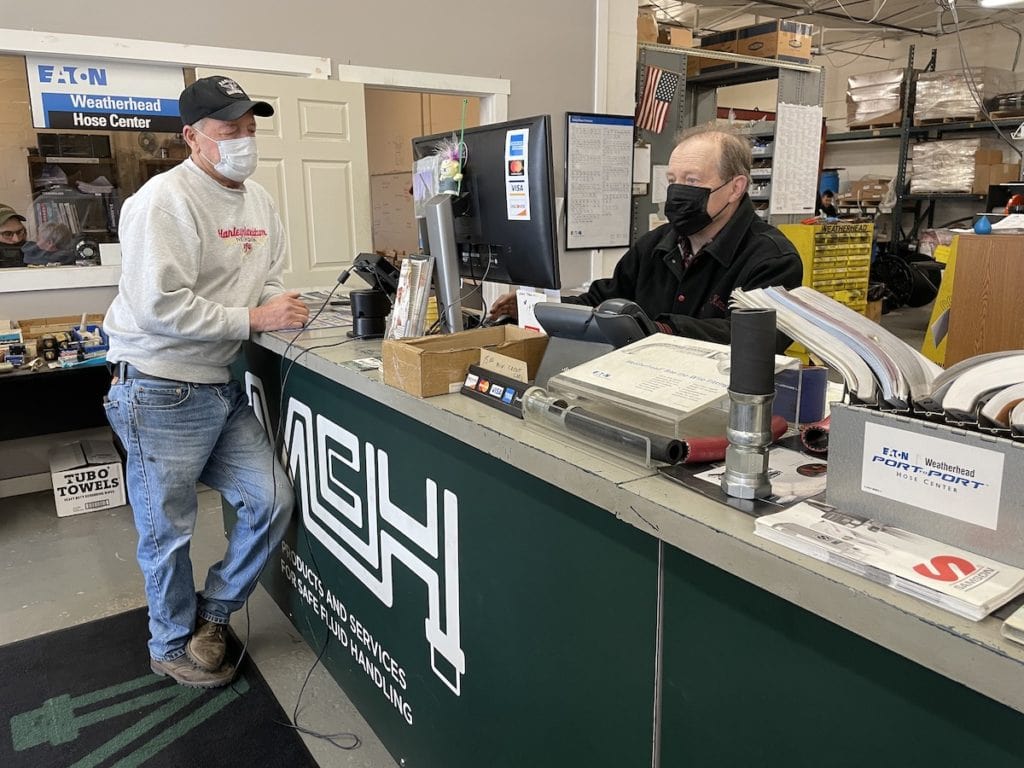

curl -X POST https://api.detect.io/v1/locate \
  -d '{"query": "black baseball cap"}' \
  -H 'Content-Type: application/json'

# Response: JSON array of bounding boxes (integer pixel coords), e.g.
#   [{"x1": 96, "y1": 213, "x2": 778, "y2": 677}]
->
[{"x1": 179, "y1": 75, "x2": 274, "y2": 126}]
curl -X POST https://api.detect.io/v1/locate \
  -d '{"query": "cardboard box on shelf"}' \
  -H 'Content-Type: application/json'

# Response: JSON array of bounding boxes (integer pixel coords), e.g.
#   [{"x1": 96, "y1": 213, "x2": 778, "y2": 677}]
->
[
  {"x1": 382, "y1": 326, "x2": 549, "y2": 398},
  {"x1": 975, "y1": 148, "x2": 1004, "y2": 165},
  {"x1": 49, "y1": 439, "x2": 125, "y2": 517},
  {"x1": 696, "y1": 31, "x2": 737, "y2": 72},
  {"x1": 973, "y1": 165, "x2": 991, "y2": 195},
  {"x1": 658, "y1": 26, "x2": 694, "y2": 48},
  {"x1": 846, "y1": 178, "x2": 891, "y2": 201},
  {"x1": 990, "y1": 163, "x2": 1022, "y2": 185},
  {"x1": 736, "y1": 20, "x2": 813, "y2": 63},
  {"x1": 637, "y1": 7, "x2": 659, "y2": 44}
]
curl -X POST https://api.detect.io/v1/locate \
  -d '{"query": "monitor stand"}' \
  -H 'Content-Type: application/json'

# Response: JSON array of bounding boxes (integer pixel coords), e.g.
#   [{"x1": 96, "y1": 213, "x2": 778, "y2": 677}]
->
[{"x1": 423, "y1": 194, "x2": 464, "y2": 334}]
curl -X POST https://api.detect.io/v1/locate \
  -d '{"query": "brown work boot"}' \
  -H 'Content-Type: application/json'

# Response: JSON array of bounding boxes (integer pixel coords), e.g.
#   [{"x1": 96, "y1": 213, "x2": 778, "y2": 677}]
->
[
  {"x1": 150, "y1": 655, "x2": 235, "y2": 688},
  {"x1": 186, "y1": 618, "x2": 228, "y2": 672}
]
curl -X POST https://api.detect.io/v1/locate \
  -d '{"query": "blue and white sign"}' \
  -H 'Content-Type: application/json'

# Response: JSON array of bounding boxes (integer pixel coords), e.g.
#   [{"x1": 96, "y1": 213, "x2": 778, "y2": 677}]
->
[
  {"x1": 26, "y1": 56, "x2": 185, "y2": 132},
  {"x1": 861, "y1": 421, "x2": 1005, "y2": 530}
]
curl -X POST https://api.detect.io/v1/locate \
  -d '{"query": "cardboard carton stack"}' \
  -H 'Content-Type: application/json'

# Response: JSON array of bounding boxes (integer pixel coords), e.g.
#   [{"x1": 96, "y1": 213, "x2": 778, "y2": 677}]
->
[
  {"x1": 846, "y1": 68, "x2": 909, "y2": 129},
  {"x1": 973, "y1": 148, "x2": 1022, "y2": 193},
  {"x1": 838, "y1": 178, "x2": 891, "y2": 207},
  {"x1": 910, "y1": 139, "x2": 980, "y2": 193},
  {"x1": 914, "y1": 68, "x2": 1015, "y2": 124}
]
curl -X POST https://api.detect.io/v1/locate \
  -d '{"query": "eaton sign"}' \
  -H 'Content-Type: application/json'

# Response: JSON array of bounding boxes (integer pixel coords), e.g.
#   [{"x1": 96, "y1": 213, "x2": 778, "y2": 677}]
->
[{"x1": 37, "y1": 65, "x2": 108, "y2": 86}]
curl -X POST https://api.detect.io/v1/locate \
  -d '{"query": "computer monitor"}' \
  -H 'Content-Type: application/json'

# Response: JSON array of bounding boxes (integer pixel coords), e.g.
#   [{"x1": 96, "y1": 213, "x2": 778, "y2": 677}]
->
[{"x1": 411, "y1": 114, "x2": 561, "y2": 291}]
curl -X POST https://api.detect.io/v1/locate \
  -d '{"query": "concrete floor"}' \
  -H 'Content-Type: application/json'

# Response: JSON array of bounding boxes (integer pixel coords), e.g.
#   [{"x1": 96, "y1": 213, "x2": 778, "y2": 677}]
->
[{"x1": 0, "y1": 488, "x2": 397, "y2": 768}]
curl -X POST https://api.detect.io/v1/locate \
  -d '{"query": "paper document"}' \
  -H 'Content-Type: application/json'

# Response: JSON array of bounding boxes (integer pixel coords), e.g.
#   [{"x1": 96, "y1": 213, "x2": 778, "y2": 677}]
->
[
  {"x1": 552, "y1": 335, "x2": 799, "y2": 418},
  {"x1": 756, "y1": 500, "x2": 1024, "y2": 621}
]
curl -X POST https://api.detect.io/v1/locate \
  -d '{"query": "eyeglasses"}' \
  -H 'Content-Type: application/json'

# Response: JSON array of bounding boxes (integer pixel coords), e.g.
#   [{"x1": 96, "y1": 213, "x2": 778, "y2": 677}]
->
[{"x1": 0, "y1": 226, "x2": 27, "y2": 240}]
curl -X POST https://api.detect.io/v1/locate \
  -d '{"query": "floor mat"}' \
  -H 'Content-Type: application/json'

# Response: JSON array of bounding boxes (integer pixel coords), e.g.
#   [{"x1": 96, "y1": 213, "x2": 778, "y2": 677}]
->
[{"x1": 0, "y1": 607, "x2": 318, "y2": 768}]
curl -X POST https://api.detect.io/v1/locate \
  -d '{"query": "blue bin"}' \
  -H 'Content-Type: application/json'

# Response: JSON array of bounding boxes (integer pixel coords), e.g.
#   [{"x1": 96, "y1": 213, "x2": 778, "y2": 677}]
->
[{"x1": 819, "y1": 169, "x2": 840, "y2": 196}]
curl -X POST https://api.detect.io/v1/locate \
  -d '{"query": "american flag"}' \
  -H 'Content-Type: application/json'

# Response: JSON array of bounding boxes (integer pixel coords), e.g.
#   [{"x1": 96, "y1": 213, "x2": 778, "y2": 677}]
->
[{"x1": 636, "y1": 65, "x2": 680, "y2": 134}]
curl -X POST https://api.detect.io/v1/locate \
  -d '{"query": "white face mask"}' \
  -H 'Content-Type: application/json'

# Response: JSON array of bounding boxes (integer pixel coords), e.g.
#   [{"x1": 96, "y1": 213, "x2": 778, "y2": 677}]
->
[{"x1": 195, "y1": 130, "x2": 259, "y2": 182}]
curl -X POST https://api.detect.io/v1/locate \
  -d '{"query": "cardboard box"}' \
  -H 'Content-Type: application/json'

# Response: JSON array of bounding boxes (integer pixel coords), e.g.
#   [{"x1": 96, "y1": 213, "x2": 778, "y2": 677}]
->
[
  {"x1": 826, "y1": 404, "x2": 1024, "y2": 567},
  {"x1": 975, "y1": 148, "x2": 1004, "y2": 165},
  {"x1": 637, "y1": 7, "x2": 659, "y2": 44},
  {"x1": 847, "y1": 179, "x2": 890, "y2": 200},
  {"x1": 382, "y1": 326, "x2": 549, "y2": 398},
  {"x1": 49, "y1": 439, "x2": 126, "y2": 517},
  {"x1": 990, "y1": 163, "x2": 1021, "y2": 185},
  {"x1": 658, "y1": 26, "x2": 693, "y2": 48},
  {"x1": 697, "y1": 31, "x2": 737, "y2": 72},
  {"x1": 736, "y1": 20, "x2": 813, "y2": 63},
  {"x1": 17, "y1": 314, "x2": 104, "y2": 340},
  {"x1": 973, "y1": 165, "x2": 990, "y2": 195}
]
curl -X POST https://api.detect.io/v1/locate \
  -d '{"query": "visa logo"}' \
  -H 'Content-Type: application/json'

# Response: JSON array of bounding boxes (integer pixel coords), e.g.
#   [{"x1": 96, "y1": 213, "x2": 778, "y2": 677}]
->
[{"x1": 37, "y1": 65, "x2": 108, "y2": 86}]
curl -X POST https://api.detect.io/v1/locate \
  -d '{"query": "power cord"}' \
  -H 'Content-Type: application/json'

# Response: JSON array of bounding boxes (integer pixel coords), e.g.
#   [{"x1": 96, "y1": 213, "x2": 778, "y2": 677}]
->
[{"x1": 227, "y1": 276, "x2": 362, "y2": 751}]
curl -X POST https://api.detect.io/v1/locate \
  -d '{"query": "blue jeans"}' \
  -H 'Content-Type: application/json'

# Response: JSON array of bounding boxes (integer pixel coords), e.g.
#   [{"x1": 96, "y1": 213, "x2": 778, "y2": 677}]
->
[{"x1": 104, "y1": 376, "x2": 293, "y2": 661}]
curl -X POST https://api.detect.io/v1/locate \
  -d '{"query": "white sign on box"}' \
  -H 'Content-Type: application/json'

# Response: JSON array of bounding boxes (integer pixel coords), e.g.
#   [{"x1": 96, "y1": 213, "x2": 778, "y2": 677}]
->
[
  {"x1": 49, "y1": 439, "x2": 126, "y2": 517},
  {"x1": 860, "y1": 422, "x2": 1004, "y2": 530}
]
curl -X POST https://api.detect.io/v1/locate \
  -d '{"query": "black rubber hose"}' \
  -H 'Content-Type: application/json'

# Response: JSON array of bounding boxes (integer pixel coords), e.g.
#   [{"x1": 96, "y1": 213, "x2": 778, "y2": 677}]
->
[
  {"x1": 729, "y1": 308, "x2": 777, "y2": 395},
  {"x1": 560, "y1": 406, "x2": 685, "y2": 464}
]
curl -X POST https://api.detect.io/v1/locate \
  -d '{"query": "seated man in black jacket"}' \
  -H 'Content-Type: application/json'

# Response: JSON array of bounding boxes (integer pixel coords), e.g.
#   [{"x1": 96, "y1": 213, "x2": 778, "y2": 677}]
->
[{"x1": 489, "y1": 127, "x2": 802, "y2": 352}]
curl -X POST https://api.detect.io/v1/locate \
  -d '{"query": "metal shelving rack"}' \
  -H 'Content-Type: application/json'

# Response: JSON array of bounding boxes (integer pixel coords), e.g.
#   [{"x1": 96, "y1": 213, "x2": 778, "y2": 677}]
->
[
  {"x1": 826, "y1": 46, "x2": 1024, "y2": 249},
  {"x1": 632, "y1": 43, "x2": 825, "y2": 244}
]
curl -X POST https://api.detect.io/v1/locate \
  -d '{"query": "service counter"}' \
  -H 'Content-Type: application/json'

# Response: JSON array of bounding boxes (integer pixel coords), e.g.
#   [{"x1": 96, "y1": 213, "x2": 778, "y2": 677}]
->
[{"x1": 237, "y1": 324, "x2": 1024, "y2": 767}]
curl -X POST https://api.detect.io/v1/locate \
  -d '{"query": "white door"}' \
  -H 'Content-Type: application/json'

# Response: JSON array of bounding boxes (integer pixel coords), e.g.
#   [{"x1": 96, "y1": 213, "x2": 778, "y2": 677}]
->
[{"x1": 197, "y1": 68, "x2": 372, "y2": 289}]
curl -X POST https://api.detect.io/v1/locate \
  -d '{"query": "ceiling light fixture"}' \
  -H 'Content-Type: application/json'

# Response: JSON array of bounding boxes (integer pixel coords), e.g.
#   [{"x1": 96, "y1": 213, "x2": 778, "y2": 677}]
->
[{"x1": 978, "y1": 0, "x2": 1024, "y2": 7}]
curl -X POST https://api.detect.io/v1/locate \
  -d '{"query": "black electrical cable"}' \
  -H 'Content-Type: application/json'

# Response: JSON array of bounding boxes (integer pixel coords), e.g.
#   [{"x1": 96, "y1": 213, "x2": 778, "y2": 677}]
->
[{"x1": 226, "y1": 280, "x2": 362, "y2": 751}]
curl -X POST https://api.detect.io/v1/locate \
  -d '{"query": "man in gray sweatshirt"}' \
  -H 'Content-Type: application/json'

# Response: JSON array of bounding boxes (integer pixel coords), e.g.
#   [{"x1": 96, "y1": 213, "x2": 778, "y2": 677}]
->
[{"x1": 104, "y1": 76, "x2": 309, "y2": 688}]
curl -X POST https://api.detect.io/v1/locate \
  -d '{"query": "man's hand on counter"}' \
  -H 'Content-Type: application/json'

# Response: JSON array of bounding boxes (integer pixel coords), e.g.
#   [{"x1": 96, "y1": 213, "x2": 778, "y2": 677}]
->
[{"x1": 250, "y1": 291, "x2": 310, "y2": 332}]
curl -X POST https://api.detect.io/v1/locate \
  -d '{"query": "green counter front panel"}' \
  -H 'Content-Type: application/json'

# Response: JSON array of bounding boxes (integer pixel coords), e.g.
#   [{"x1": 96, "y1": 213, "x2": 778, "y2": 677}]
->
[
  {"x1": 236, "y1": 344, "x2": 659, "y2": 768},
  {"x1": 659, "y1": 545, "x2": 1024, "y2": 767}
]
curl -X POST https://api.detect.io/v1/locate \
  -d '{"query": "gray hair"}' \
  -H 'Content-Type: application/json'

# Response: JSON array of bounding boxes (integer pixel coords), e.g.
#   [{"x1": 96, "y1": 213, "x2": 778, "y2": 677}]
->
[{"x1": 674, "y1": 125, "x2": 752, "y2": 181}]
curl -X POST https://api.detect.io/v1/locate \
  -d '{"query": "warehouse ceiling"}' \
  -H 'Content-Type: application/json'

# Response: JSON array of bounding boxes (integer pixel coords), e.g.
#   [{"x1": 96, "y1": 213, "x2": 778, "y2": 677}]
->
[{"x1": 646, "y1": 0, "x2": 1024, "y2": 47}]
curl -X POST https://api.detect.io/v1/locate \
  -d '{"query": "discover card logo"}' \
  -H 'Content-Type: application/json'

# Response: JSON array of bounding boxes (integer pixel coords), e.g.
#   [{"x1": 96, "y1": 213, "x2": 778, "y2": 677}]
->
[{"x1": 861, "y1": 421, "x2": 1004, "y2": 531}]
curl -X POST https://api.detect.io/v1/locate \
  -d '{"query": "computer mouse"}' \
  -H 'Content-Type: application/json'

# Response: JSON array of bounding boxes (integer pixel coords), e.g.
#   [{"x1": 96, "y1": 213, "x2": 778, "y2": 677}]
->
[
  {"x1": 329, "y1": 297, "x2": 351, "y2": 307},
  {"x1": 485, "y1": 314, "x2": 517, "y2": 327}
]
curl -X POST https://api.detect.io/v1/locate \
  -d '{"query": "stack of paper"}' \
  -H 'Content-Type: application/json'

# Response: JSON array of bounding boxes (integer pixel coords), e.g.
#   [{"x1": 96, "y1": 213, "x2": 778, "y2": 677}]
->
[{"x1": 756, "y1": 501, "x2": 1024, "y2": 621}]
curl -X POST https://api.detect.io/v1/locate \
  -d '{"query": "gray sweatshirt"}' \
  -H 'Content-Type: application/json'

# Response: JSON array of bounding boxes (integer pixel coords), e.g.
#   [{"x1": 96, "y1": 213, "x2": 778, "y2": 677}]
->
[{"x1": 104, "y1": 158, "x2": 286, "y2": 383}]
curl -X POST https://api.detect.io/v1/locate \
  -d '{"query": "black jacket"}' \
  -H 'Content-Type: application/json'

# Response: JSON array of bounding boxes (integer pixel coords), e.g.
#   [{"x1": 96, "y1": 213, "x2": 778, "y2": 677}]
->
[{"x1": 565, "y1": 196, "x2": 802, "y2": 352}]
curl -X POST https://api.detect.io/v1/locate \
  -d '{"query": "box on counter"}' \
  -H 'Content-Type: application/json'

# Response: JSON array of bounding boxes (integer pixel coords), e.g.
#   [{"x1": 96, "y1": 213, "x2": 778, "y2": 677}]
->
[
  {"x1": 826, "y1": 404, "x2": 1024, "y2": 568},
  {"x1": 17, "y1": 314, "x2": 104, "y2": 340},
  {"x1": 49, "y1": 439, "x2": 126, "y2": 517},
  {"x1": 736, "y1": 20, "x2": 813, "y2": 63},
  {"x1": 382, "y1": 326, "x2": 549, "y2": 398}
]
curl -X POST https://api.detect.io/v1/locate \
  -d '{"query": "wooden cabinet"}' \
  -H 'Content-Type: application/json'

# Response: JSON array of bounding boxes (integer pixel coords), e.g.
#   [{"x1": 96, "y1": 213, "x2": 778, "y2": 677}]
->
[{"x1": 946, "y1": 234, "x2": 1024, "y2": 365}]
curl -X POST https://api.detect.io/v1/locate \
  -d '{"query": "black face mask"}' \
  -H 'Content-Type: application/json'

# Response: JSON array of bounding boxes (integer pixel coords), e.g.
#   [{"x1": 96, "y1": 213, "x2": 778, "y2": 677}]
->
[{"x1": 664, "y1": 180, "x2": 731, "y2": 238}]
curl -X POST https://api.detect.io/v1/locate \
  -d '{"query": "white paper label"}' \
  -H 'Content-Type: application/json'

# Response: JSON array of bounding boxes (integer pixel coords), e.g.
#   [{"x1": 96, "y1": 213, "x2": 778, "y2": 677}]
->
[{"x1": 861, "y1": 422, "x2": 1004, "y2": 529}]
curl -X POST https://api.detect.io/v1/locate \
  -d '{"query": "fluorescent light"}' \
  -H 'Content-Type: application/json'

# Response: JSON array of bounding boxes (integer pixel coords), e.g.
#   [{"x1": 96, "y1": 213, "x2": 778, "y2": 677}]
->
[{"x1": 979, "y1": 0, "x2": 1024, "y2": 7}]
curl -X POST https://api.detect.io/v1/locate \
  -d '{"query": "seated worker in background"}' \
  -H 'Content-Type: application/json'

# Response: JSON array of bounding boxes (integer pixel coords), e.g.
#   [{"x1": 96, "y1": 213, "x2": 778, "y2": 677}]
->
[
  {"x1": 0, "y1": 203, "x2": 28, "y2": 268},
  {"x1": 489, "y1": 127, "x2": 802, "y2": 352},
  {"x1": 22, "y1": 221, "x2": 77, "y2": 266},
  {"x1": 816, "y1": 189, "x2": 838, "y2": 218}
]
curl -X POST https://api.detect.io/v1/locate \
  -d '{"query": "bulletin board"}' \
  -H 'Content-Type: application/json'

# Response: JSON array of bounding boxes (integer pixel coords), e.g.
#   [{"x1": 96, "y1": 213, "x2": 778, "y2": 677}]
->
[{"x1": 564, "y1": 112, "x2": 635, "y2": 250}]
